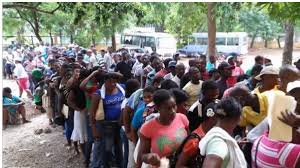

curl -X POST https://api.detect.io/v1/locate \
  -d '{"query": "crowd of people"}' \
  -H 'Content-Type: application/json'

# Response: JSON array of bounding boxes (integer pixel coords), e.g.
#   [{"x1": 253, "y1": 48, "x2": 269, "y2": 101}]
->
[{"x1": 2, "y1": 42, "x2": 300, "y2": 168}]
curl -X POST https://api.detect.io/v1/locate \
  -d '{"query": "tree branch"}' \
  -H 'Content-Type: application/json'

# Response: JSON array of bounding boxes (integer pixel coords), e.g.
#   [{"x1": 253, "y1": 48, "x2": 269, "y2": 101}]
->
[{"x1": 3, "y1": 3, "x2": 61, "y2": 14}]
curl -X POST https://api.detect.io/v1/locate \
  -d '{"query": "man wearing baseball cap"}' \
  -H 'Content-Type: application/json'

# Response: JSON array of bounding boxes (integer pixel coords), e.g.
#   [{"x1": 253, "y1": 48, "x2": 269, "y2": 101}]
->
[
  {"x1": 164, "y1": 61, "x2": 177, "y2": 80},
  {"x1": 216, "y1": 61, "x2": 235, "y2": 98},
  {"x1": 253, "y1": 66, "x2": 280, "y2": 94}
]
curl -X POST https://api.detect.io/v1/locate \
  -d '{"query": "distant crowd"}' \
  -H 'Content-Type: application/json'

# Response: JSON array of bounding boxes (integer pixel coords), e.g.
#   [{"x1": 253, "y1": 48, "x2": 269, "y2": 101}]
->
[{"x1": 2, "y1": 42, "x2": 300, "y2": 168}]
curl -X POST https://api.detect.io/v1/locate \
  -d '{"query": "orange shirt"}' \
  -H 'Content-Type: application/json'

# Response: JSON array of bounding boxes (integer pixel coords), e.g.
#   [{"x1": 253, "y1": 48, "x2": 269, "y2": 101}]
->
[{"x1": 182, "y1": 124, "x2": 205, "y2": 156}]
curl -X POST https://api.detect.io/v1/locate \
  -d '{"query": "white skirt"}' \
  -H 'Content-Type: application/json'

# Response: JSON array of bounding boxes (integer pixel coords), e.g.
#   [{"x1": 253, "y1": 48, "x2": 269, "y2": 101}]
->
[{"x1": 71, "y1": 110, "x2": 87, "y2": 144}]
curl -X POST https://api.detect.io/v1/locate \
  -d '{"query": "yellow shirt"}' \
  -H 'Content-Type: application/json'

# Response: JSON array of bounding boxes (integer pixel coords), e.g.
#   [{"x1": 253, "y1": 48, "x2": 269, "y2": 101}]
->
[{"x1": 240, "y1": 85, "x2": 284, "y2": 127}]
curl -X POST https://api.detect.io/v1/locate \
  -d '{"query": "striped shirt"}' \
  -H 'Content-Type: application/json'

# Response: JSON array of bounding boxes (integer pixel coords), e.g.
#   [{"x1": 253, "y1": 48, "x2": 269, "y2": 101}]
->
[{"x1": 252, "y1": 134, "x2": 300, "y2": 168}]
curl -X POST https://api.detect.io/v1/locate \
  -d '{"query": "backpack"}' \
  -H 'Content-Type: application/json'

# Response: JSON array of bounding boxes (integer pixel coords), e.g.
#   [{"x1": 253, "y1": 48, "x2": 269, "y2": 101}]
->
[{"x1": 169, "y1": 133, "x2": 204, "y2": 168}]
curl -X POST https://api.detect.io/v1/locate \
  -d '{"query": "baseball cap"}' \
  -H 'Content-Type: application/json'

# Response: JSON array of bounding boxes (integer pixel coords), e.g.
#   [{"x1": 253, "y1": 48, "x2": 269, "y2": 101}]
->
[
  {"x1": 255, "y1": 66, "x2": 279, "y2": 80},
  {"x1": 168, "y1": 61, "x2": 177, "y2": 68},
  {"x1": 87, "y1": 49, "x2": 92, "y2": 53},
  {"x1": 294, "y1": 58, "x2": 300, "y2": 65},
  {"x1": 217, "y1": 61, "x2": 235, "y2": 71},
  {"x1": 287, "y1": 80, "x2": 300, "y2": 93}
]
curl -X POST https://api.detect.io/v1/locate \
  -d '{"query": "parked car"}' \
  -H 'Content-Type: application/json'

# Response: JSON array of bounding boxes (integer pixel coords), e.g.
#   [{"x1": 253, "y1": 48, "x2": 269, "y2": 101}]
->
[
  {"x1": 178, "y1": 45, "x2": 207, "y2": 57},
  {"x1": 117, "y1": 47, "x2": 146, "y2": 57}
]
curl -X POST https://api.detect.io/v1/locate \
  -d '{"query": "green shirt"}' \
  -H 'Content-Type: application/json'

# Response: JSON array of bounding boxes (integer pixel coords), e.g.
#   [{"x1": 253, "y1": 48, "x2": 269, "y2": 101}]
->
[{"x1": 206, "y1": 137, "x2": 230, "y2": 168}]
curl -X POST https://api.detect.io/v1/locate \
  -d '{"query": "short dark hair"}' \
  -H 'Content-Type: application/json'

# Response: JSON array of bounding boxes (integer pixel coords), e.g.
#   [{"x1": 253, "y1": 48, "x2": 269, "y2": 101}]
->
[
  {"x1": 3, "y1": 87, "x2": 12, "y2": 94},
  {"x1": 208, "y1": 68, "x2": 219, "y2": 77},
  {"x1": 143, "y1": 86, "x2": 156, "y2": 94},
  {"x1": 215, "y1": 97, "x2": 242, "y2": 119},
  {"x1": 160, "y1": 79, "x2": 179, "y2": 90},
  {"x1": 125, "y1": 79, "x2": 140, "y2": 98},
  {"x1": 255, "y1": 55, "x2": 264, "y2": 63},
  {"x1": 163, "y1": 58, "x2": 173, "y2": 69},
  {"x1": 153, "y1": 89, "x2": 172, "y2": 106},
  {"x1": 152, "y1": 76, "x2": 164, "y2": 86},
  {"x1": 170, "y1": 88, "x2": 188, "y2": 104},
  {"x1": 202, "y1": 80, "x2": 219, "y2": 94},
  {"x1": 104, "y1": 72, "x2": 121, "y2": 81},
  {"x1": 149, "y1": 56, "x2": 160, "y2": 63},
  {"x1": 237, "y1": 74, "x2": 249, "y2": 82}
]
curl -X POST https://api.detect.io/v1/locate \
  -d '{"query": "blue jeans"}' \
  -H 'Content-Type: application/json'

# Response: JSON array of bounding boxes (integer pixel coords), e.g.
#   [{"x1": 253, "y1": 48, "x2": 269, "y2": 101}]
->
[
  {"x1": 91, "y1": 121, "x2": 122, "y2": 168},
  {"x1": 64, "y1": 109, "x2": 74, "y2": 141},
  {"x1": 120, "y1": 127, "x2": 128, "y2": 168},
  {"x1": 84, "y1": 114, "x2": 94, "y2": 166}
]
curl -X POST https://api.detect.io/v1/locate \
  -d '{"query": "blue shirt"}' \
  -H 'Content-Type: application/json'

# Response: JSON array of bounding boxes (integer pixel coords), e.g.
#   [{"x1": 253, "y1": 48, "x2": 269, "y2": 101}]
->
[
  {"x1": 146, "y1": 69, "x2": 156, "y2": 86},
  {"x1": 206, "y1": 62, "x2": 215, "y2": 72},
  {"x1": 127, "y1": 89, "x2": 145, "y2": 113},
  {"x1": 131, "y1": 106, "x2": 146, "y2": 130},
  {"x1": 3, "y1": 96, "x2": 21, "y2": 113},
  {"x1": 95, "y1": 87, "x2": 125, "y2": 121}
]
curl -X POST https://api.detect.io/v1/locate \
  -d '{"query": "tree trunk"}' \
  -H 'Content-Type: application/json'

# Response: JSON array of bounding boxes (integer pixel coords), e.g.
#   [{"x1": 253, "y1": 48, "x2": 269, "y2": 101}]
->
[
  {"x1": 34, "y1": 29, "x2": 43, "y2": 43},
  {"x1": 264, "y1": 39, "x2": 268, "y2": 48},
  {"x1": 282, "y1": 22, "x2": 294, "y2": 65},
  {"x1": 112, "y1": 33, "x2": 116, "y2": 52},
  {"x1": 207, "y1": 2, "x2": 216, "y2": 57},
  {"x1": 59, "y1": 30, "x2": 63, "y2": 46},
  {"x1": 277, "y1": 36, "x2": 281, "y2": 48},
  {"x1": 49, "y1": 31, "x2": 53, "y2": 46},
  {"x1": 70, "y1": 34, "x2": 73, "y2": 44},
  {"x1": 250, "y1": 34, "x2": 256, "y2": 48},
  {"x1": 92, "y1": 37, "x2": 96, "y2": 46}
]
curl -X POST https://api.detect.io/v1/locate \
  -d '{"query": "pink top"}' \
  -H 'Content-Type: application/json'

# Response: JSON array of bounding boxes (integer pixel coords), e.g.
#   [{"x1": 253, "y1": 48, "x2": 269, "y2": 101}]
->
[
  {"x1": 227, "y1": 66, "x2": 244, "y2": 87},
  {"x1": 140, "y1": 113, "x2": 189, "y2": 158},
  {"x1": 252, "y1": 134, "x2": 300, "y2": 168},
  {"x1": 155, "y1": 69, "x2": 168, "y2": 78},
  {"x1": 23, "y1": 61, "x2": 35, "y2": 72}
]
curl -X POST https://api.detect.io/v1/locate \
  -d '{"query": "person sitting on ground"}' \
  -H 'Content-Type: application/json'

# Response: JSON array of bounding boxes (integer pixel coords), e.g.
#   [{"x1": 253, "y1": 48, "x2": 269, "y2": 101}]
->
[
  {"x1": 3, "y1": 87, "x2": 30, "y2": 127},
  {"x1": 199, "y1": 97, "x2": 247, "y2": 168},
  {"x1": 137, "y1": 89, "x2": 189, "y2": 168},
  {"x1": 175, "y1": 101, "x2": 218, "y2": 168},
  {"x1": 183, "y1": 67, "x2": 203, "y2": 109}
]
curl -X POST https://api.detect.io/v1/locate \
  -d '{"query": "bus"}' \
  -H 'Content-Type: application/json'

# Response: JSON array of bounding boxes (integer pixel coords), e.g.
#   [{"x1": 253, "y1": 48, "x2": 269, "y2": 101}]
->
[
  {"x1": 120, "y1": 32, "x2": 177, "y2": 57},
  {"x1": 188, "y1": 32, "x2": 248, "y2": 55}
]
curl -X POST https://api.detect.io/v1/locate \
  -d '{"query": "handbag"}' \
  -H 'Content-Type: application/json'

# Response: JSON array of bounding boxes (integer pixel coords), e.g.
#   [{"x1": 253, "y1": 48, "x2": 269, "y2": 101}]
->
[{"x1": 95, "y1": 98, "x2": 105, "y2": 121}]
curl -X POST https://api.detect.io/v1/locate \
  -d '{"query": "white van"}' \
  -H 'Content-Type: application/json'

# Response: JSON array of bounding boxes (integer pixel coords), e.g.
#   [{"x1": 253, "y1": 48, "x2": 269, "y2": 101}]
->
[
  {"x1": 120, "y1": 32, "x2": 177, "y2": 57},
  {"x1": 189, "y1": 32, "x2": 248, "y2": 55}
]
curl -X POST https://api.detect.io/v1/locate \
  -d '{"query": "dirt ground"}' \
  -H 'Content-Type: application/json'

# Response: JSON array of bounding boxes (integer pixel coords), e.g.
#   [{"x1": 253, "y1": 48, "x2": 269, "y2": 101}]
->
[
  {"x1": 2, "y1": 48, "x2": 300, "y2": 168},
  {"x1": 2, "y1": 80, "x2": 85, "y2": 168}
]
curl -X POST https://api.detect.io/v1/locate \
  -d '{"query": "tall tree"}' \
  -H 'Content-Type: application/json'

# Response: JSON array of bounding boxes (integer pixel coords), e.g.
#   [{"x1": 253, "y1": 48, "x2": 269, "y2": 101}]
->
[
  {"x1": 207, "y1": 2, "x2": 216, "y2": 57},
  {"x1": 3, "y1": 2, "x2": 61, "y2": 43},
  {"x1": 257, "y1": 2, "x2": 300, "y2": 65}
]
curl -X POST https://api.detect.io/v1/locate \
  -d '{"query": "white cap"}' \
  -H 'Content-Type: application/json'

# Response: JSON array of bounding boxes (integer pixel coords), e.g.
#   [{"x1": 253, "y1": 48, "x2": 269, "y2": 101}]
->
[
  {"x1": 287, "y1": 80, "x2": 300, "y2": 93},
  {"x1": 255, "y1": 66, "x2": 279, "y2": 80}
]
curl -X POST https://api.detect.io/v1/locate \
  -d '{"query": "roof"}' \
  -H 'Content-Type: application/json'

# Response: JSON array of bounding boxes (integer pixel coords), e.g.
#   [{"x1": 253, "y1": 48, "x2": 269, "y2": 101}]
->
[{"x1": 122, "y1": 32, "x2": 175, "y2": 38}]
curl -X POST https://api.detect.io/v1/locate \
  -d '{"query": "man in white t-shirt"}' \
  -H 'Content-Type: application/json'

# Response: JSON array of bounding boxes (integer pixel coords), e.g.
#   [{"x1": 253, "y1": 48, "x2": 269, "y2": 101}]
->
[{"x1": 13, "y1": 58, "x2": 33, "y2": 99}]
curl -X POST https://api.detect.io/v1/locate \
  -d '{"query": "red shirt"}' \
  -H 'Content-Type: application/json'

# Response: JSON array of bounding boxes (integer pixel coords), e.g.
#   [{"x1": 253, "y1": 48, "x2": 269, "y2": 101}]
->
[
  {"x1": 201, "y1": 71, "x2": 209, "y2": 81},
  {"x1": 182, "y1": 124, "x2": 205, "y2": 156},
  {"x1": 155, "y1": 69, "x2": 168, "y2": 78}
]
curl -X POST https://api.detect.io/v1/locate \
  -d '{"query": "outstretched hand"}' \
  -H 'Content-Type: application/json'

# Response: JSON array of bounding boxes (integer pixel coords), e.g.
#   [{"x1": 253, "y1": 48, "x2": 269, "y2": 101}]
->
[{"x1": 278, "y1": 110, "x2": 300, "y2": 128}]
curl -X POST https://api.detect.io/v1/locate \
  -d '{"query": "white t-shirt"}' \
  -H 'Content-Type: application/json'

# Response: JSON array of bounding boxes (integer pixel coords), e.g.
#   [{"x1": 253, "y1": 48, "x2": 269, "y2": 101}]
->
[
  {"x1": 104, "y1": 53, "x2": 113, "y2": 71},
  {"x1": 89, "y1": 55, "x2": 98, "y2": 67},
  {"x1": 172, "y1": 75, "x2": 181, "y2": 87},
  {"x1": 14, "y1": 63, "x2": 28, "y2": 79},
  {"x1": 164, "y1": 73, "x2": 175, "y2": 80}
]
